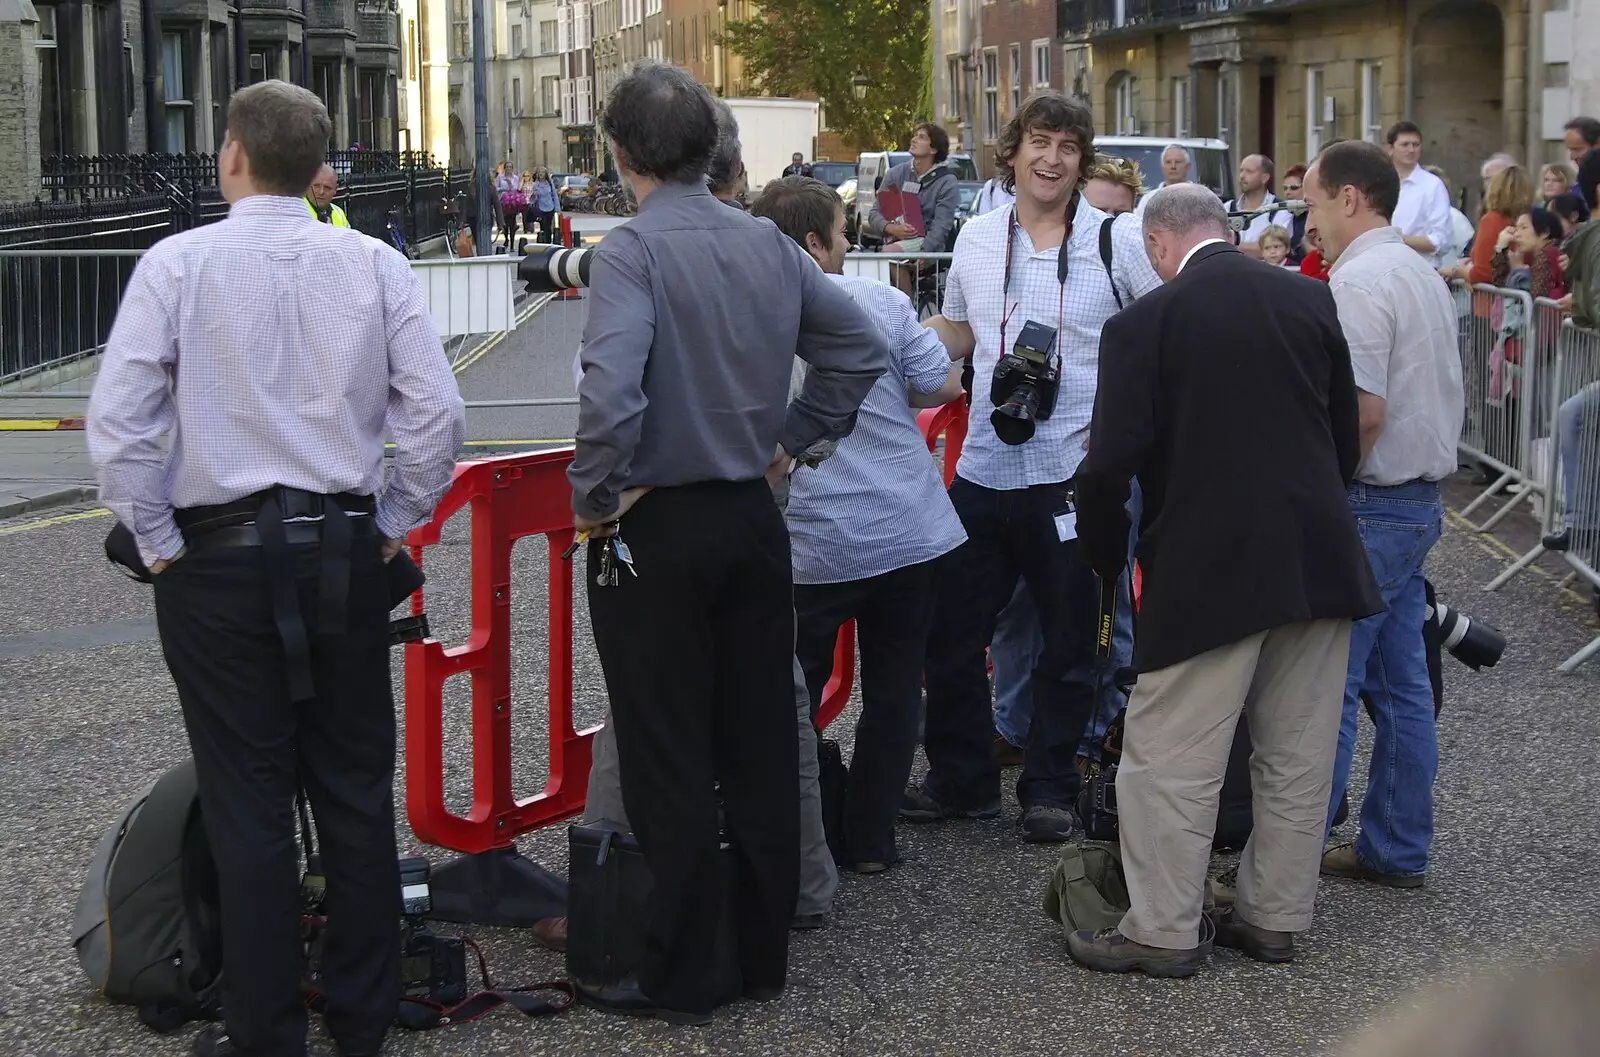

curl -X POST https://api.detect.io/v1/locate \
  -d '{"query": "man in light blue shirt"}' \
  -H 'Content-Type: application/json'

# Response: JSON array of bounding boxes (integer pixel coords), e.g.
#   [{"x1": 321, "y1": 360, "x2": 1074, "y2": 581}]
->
[{"x1": 753, "y1": 176, "x2": 966, "y2": 873}]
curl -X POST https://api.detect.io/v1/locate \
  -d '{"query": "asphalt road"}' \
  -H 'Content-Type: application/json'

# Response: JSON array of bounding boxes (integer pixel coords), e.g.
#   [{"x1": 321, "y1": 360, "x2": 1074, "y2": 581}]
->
[
  {"x1": 452, "y1": 295, "x2": 589, "y2": 449},
  {"x1": 3, "y1": 481, "x2": 1600, "y2": 1057}
]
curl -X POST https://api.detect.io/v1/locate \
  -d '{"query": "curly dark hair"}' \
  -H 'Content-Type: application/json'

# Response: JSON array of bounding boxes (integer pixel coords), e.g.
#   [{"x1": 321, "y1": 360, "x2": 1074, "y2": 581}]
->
[{"x1": 995, "y1": 91, "x2": 1095, "y2": 194}]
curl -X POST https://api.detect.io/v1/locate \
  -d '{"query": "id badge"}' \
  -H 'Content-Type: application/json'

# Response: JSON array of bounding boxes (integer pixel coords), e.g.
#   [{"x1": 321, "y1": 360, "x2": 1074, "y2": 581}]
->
[
  {"x1": 901, "y1": 180, "x2": 921, "y2": 194},
  {"x1": 1053, "y1": 503, "x2": 1078, "y2": 543}
]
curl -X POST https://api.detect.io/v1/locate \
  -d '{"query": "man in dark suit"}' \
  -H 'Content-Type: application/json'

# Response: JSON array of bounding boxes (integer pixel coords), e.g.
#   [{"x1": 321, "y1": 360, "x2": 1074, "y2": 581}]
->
[{"x1": 1067, "y1": 184, "x2": 1382, "y2": 977}]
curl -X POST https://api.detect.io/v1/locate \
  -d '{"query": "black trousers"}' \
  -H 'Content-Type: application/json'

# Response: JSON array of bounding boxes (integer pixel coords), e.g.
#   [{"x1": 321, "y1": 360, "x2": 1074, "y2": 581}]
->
[
  {"x1": 793, "y1": 559, "x2": 938, "y2": 865},
  {"x1": 152, "y1": 538, "x2": 400, "y2": 1057},
  {"x1": 922, "y1": 476, "x2": 1100, "y2": 811},
  {"x1": 586, "y1": 479, "x2": 800, "y2": 1013}
]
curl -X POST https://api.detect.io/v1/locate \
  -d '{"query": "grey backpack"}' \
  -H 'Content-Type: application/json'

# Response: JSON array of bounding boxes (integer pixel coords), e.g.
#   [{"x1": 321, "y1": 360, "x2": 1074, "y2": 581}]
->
[{"x1": 72, "y1": 760, "x2": 224, "y2": 1032}]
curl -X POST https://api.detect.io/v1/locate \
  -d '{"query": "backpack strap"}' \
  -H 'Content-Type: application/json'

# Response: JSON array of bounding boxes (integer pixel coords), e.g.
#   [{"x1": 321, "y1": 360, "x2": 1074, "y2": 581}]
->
[{"x1": 1099, "y1": 217, "x2": 1123, "y2": 311}]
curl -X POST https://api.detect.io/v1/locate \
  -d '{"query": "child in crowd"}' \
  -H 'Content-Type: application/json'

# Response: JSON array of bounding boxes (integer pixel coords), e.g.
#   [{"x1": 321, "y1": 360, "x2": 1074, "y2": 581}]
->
[{"x1": 1257, "y1": 224, "x2": 1293, "y2": 268}]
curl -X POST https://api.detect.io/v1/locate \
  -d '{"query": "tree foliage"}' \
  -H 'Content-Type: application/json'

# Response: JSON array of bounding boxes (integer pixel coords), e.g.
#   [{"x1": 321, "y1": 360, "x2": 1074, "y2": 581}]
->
[{"x1": 720, "y1": 0, "x2": 930, "y2": 154}]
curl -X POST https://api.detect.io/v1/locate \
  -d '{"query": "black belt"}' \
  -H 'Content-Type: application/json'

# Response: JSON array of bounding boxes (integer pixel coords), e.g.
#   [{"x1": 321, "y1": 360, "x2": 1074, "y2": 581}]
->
[{"x1": 177, "y1": 487, "x2": 375, "y2": 703}]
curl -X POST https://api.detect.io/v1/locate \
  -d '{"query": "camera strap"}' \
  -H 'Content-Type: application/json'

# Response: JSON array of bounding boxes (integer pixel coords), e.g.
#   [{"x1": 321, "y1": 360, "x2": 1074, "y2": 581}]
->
[
  {"x1": 999, "y1": 194, "x2": 1075, "y2": 365},
  {"x1": 394, "y1": 981, "x2": 577, "y2": 1030}
]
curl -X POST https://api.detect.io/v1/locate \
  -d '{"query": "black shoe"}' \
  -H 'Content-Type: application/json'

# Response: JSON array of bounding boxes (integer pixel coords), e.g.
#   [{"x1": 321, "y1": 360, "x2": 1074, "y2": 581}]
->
[
  {"x1": 847, "y1": 860, "x2": 891, "y2": 874},
  {"x1": 192, "y1": 1026, "x2": 240, "y2": 1057},
  {"x1": 743, "y1": 985, "x2": 784, "y2": 1002},
  {"x1": 1545, "y1": 528, "x2": 1573, "y2": 552},
  {"x1": 899, "y1": 784, "x2": 1001, "y2": 822},
  {"x1": 1210, "y1": 907, "x2": 1295, "y2": 964},
  {"x1": 790, "y1": 912, "x2": 829, "y2": 930},
  {"x1": 1019, "y1": 805, "x2": 1080, "y2": 843},
  {"x1": 574, "y1": 976, "x2": 712, "y2": 1026}
]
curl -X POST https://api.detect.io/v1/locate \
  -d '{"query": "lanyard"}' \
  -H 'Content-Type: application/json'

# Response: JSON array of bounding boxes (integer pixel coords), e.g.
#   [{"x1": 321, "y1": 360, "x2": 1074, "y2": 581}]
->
[{"x1": 999, "y1": 191, "x2": 1077, "y2": 359}]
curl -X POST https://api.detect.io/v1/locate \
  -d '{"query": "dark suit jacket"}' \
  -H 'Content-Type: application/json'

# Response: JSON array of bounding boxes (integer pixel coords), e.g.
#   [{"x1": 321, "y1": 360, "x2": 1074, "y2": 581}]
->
[{"x1": 1075, "y1": 241, "x2": 1382, "y2": 674}]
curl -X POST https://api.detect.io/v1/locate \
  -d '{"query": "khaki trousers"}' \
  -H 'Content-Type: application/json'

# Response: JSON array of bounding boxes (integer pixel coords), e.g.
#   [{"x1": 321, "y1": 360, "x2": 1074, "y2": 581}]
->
[{"x1": 1117, "y1": 618, "x2": 1352, "y2": 949}]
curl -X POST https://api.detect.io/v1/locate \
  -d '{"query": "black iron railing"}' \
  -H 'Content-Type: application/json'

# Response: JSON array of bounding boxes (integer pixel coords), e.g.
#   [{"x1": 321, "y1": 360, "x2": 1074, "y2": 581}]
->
[{"x1": 1059, "y1": 0, "x2": 1289, "y2": 37}]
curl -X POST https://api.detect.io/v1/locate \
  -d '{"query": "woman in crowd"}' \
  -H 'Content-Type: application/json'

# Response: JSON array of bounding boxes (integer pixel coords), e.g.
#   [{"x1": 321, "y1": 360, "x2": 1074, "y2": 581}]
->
[
  {"x1": 1542, "y1": 161, "x2": 1578, "y2": 208},
  {"x1": 528, "y1": 167, "x2": 560, "y2": 244},
  {"x1": 1441, "y1": 164, "x2": 1535, "y2": 286}
]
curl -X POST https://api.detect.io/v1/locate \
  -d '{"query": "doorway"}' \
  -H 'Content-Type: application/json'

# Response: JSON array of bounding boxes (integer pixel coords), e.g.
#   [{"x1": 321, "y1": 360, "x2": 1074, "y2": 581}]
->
[{"x1": 1258, "y1": 73, "x2": 1275, "y2": 160}]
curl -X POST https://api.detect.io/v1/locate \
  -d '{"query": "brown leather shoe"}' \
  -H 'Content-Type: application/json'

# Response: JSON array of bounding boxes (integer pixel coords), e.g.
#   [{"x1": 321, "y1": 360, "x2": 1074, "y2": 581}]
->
[
  {"x1": 993, "y1": 732, "x2": 1024, "y2": 769},
  {"x1": 533, "y1": 915, "x2": 568, "y2": 952}
]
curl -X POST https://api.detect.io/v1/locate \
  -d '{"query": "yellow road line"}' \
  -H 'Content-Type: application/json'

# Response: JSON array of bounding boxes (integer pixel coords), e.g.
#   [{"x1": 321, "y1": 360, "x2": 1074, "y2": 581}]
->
[
  {"x1": 1444, "y1": 506, "x2": 1592, "y2": 606},
  {"x1": 0, "y1": 508, "x2": 112, "y2": 535},
  {"x1": 450, "y1": 293, "x2": 555, "y2": 375}
]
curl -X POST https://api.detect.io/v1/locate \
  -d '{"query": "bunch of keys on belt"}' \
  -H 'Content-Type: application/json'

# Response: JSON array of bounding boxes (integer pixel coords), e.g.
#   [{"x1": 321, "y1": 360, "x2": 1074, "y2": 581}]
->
[{"x1": 594, "y1": 536, "x2": 637, "y2": 587}]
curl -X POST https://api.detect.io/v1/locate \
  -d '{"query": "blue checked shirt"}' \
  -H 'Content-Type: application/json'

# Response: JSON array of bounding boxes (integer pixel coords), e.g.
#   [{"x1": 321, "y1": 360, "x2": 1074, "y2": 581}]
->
[
  {"x1": 944, "y1": 197, "x2": 1161, "y2": 490},
  {"x1": 785, "y1": 274, "x2": 967, "y2": 584},
  {"x1": 87, "y1": 195, "x2": 466, "y2": 565}
]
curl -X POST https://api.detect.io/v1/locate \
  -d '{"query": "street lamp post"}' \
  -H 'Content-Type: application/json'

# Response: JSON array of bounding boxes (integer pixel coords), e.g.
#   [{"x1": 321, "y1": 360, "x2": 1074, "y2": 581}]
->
[{"x1": 851, "y1": 75, "x2": 871, "y2": 102}]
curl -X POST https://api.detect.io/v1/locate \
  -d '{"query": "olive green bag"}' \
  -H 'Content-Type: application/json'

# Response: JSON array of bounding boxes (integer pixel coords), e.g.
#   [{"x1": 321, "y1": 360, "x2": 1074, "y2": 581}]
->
[{"x1": 1042, "y1": 840, "x2": 1130, "y2": 935}]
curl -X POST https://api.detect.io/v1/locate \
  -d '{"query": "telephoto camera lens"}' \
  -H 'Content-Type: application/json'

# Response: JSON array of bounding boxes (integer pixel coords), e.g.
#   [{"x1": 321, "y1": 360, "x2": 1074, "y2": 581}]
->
[
  {"x1": 517, "y1": 245, "x2": 592, "y2": 292},
  {"x1": 992, "y1": 386, "x2": 1042, "y2": 445},
  {"x1": 1429, "y1": 602, "x2": 1506, "y2": 670}
]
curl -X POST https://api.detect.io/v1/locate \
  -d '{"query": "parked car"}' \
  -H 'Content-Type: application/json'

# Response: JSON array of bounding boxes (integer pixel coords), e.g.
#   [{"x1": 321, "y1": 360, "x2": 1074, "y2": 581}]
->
[
  {"x1": 556, "y1": 174, "x2": 592, "y2": 204},
  {"x1": 1092, "y1": 136, "x2": 1234, "y2": 201},
  {"x1": 810, "y1": 161, "x2": 858, "y2": 189}
]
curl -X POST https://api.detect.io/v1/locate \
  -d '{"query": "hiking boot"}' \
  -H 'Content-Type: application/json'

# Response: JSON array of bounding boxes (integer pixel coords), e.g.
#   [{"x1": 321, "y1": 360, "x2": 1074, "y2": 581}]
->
[
  {"x1": 899, "y1": 784, "x2": 1001, "y2": 822},
  {"x1": 1211, "y1": 907, "x2": 1294, "y2": 964},
  {"x1": 1019, "y1": 805, "x2": 1079, "y2": 843},
  {"x1": 1065, "y1": 927, "x2": 1208, "y2": 978},
  {"x1": 1320, "y1": 843, "x2": 1425, "y2": 888},
  {"x1": 1208, "y1": 865, "x2": 1237, "y2": 908}
]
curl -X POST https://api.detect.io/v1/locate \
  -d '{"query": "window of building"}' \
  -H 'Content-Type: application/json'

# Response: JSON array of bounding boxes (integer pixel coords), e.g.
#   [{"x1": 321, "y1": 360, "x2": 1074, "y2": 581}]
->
[
  {"x1": 511, "y1": 22, "x2": 524, "y2": 54},
  {"x1": 982, "y1": 46, "x2": 998, "y2": 141},
  {"x1": 1063, "y1": 43, "x2": 1090, "y2": 103},
  {"x1": 406, "y1": 22, "x2": 417, "y2": 79},
  {"x1": 512, "y1": 76, "x2": 523, "y2": 115},
  {"x1": 946, "y1": 56, "x2": 961, "y2": 119},
  {"x1": 1172, "y1": 75, "x2": 1189, "y2": 137},
  {"x1": 1008, "y1": 44, "x2": 1020, "y2": 113},
  {"x1": 36, "y1": 3, "x2": 63, "y2": 156},
  {"x1": 247, "y1": 46, "x2": 273, "y2": 85},
  {"x1": 540, "y1": 18, "x2": 557, "y2": 52},
  {"x1": 450, "y1": 0, "x2": 470, "y2": 59},
  {"x1": 161, "y1": 30, "x2": 193, "y2": 152},
  {"x1": 209, "y1": 25, "x2": 229, "y2": 149},
  {"x1": 358, "y1": 67, "x2": 386, "y2": 147},
  {"x1": 1032, "y1": 39, "x2": 1049, "y2": 89},
  {"x1": 541, "y1": 74, "x2": 559, "y2": 114},
  {"x1": 1305, "y1": 65, "x2": 1325, "y2": 156},
  {"x1": 1111, "y1": 72, "x2": 1135, "y2": 134},
  {"x1": 312, "y1": 59, "x2": 340, "y2": 126},
  {"x1": 1360, "y1": 60, "x2": 1382, "y2": 143}
]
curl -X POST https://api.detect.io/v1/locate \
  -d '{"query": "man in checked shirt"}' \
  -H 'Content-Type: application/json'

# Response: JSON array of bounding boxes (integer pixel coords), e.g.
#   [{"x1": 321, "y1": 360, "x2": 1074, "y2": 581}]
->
[{"x1": 86, "y1": 80, "x2": 464, "y2": 1057}]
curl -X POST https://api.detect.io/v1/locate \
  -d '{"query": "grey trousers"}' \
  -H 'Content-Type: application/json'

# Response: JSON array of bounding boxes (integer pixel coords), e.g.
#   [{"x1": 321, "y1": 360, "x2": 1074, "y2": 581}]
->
[
  {"x1": 584, "y1": 653, "x2": 839, "y2": 918},
  {"x1": 1117, "y1": 618, "x2": 1353, "y2": 948}
]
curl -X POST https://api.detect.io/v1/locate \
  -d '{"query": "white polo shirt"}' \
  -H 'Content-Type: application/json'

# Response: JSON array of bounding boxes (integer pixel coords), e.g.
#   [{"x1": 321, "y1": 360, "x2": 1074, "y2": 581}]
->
[
  {"x1": 943, "y1": 195, "x2": 1162, "y2": 490},
  {"x1": 1328, "y1": 226, "x2": 1463, "y2": 485}
]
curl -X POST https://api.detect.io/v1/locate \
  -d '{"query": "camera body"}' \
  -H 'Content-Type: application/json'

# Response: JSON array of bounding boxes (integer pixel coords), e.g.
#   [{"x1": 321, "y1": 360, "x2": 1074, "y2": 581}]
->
[
  {"x1": 400, "y1": 921, "x2": 468, "y2": 1006},
  {"x1": 990, "y1": 320, "x2": 1061, "y2": 446}
]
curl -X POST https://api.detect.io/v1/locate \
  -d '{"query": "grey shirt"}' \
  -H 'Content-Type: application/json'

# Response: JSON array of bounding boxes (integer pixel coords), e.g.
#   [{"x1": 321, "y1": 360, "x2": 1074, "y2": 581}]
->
[
  {"x1": 569, "y1": 180, "x2": 888, "y2": 521},
  {"x1": 867, "y1": 162, "x2": 960, "y2": 253}
]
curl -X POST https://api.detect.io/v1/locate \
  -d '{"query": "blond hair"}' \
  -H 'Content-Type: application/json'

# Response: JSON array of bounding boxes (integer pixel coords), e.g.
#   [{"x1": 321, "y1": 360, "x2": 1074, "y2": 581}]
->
[
  {"x1": 1085, "y1": 153, "x2": 1146, "y2": 197},
  {"x1": 1483, "y1": 164, "x2": 1534, "y2": 220},
  {"x1": 1257, "y1": 224, "x2": 1291, "y2": 251},
  {"x1": 1542, "y1": 160, "x2": 1577, "y2": 192}
]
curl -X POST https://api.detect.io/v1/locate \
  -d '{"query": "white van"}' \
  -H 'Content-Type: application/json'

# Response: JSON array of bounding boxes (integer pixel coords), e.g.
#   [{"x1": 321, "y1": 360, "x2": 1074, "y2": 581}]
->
[
  {"x1": 854, "y1": 151, "x2": 979, "y2": 242},
  {"x1": 1093, "y1": 136, "x2": 1234, "y2": 201}
]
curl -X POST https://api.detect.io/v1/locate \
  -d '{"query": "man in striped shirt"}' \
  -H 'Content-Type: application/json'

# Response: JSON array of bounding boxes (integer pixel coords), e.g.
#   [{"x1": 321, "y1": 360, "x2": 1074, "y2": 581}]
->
[{"x1": 752, "y1": 176, "x2": 966, "y2": 874}]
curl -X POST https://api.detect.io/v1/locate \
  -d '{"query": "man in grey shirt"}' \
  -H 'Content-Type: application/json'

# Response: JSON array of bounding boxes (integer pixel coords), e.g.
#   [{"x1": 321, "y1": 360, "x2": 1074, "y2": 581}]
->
[
  {"x1": 578, "y1": 98, "x2": 840, "y2": 942},
  {"x1": 568, "y1": 62, "x2": 886, "y2": 1026}
]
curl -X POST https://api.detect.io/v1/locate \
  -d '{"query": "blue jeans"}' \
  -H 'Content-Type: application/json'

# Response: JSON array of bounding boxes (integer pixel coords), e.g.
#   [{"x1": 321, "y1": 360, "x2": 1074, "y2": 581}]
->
[
  {"x1": 1558, "y1": 383, "x2": 1600, "y2": 531},
  {"x1": 1325, "y1": 480, "x2": 1443, "y2": 877},
  {"x1": 990, "y1": 482, "x2": 1140, "y2": 751}
]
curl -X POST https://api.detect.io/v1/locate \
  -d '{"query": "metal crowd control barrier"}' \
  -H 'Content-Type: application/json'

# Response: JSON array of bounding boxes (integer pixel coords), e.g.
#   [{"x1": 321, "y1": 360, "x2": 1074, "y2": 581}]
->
[
  {"x1": 1454, "y1": 281, "x2": 1545, "y2": 532},
  {"x1": 1483, "y1": 300, "x2": 1600, "y2": 672},
  {"x1": 402, "y1": 449, "x2": 593, "y2": 926},
  {"x1": 815, "y1": 399, "x2": 968, "y2": 729},
  {"x1": 842, "y1": 252, "x2": 954, "y2": 320}
]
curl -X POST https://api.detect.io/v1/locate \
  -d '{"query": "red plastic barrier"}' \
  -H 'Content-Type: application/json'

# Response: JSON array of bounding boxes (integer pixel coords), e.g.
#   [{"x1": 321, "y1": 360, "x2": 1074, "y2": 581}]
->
[
  {"x1": 403, "y1": 450, "x2": 596, "y2": 855},
  {"x1": 815, "y1": 399, "x2": 968, "y2": 730}
]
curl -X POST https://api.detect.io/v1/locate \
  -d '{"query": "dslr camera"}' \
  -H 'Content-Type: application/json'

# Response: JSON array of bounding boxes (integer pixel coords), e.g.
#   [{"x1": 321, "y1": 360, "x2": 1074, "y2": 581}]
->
[
  {"x1": 397, "y1": 857, "x2": 468, "y2": 1006},
  {"x1": 517, "y1": 245, "x2": 592, "y2": 292},
  {"x1": 989, "y1": 320, "x2": 1060, "y2": 445},
  {"x1": 1427, "y1": 599, "x2": 1505, "y2": 670}
]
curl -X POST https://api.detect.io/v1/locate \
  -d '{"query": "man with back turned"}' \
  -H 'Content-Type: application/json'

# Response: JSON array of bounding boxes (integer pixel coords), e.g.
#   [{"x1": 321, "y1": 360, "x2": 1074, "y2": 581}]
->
[
  {"x1": 1071, "y1": 184, "x2": 1381, "y2": 976},
  {"x1": 86, "y1": 80, "x2": 465, "y2": 1056},
  {"x1": 568, "y1": 61, "x2": 886, "y2": 1024}
]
